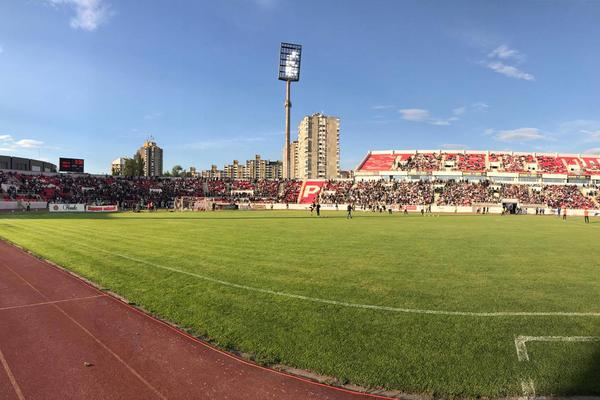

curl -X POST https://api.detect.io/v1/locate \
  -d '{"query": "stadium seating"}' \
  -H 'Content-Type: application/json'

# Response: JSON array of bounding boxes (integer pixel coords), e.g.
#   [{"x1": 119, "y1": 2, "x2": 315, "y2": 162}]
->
[
  {"x1": 358, "y1": 153, "x2": 397, "y2": 171},
  {"x1": 357, "y1": 150, "x2": 600, "y2": 175},
  {"x1": 456, "y1": 153, "x2": 486, "y2": 172},
  {"x1": 1, "y1": 169, "x2": 598, "y2": 210},
  {"x1": 582, "y1": 156, "x2": 600, "y2": 173}
]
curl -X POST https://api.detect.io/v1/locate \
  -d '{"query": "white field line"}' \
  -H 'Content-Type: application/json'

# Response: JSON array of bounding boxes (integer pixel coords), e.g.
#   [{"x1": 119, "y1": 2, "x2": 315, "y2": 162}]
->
[
  {"x1": 520, "y1": 378, "x2": 536, "y2": 399},
  {"x1": 70, "y1": 242, "x2": 600, "y2": 318},
  {"x1": 514, "y1": 335, "x2": 600, "y2": 361},
  {"x1": 514, "y1": 335, "x2": 600, "y2": 398}
]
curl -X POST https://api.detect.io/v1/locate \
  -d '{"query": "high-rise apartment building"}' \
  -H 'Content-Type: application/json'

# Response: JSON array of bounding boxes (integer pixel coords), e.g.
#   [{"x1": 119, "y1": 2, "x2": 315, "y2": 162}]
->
[
  {"x1": 284, "y1": 141, "x2": 299, "y2": 179},
  {"x1": 138, "y1": 140, "x2": 163, "y2": 177},
  {"x1": 291, "y1": 113, "x2": 339, "y2": 179},
  {"x1": 213, "y1": 155, "x2": 283, "y2": 180},
  {"x1": 223, "y1": 160, "x2": 244, "y2": 179},
  {"x1": 201, "y1": 165, "x2": 224, "y2": 179},
  {"x1": 245, "y1": 154, "x2": 283, "y2": 180},
  {"x1": 265, "y1": 160, "x2": 283, "y2": 179}
]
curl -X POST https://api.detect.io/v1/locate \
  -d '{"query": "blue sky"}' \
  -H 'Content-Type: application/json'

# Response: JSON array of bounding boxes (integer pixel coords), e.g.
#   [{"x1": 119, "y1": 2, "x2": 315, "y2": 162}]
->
[{"x1": 1, "y1": 0, "x2": 599, "y2": 174}]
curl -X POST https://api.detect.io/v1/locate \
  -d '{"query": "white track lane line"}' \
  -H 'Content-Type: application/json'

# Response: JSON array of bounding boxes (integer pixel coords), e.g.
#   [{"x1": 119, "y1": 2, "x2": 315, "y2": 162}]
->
[
  {"x1": 1, "y1": 261, "x2": 167, "y2": 400},
  {"x1": 0, "y1": 294, "x2": 107, "y2": 312},
  {"x1": 0, "y1": 346, "x2": 25, "y2": 400}
]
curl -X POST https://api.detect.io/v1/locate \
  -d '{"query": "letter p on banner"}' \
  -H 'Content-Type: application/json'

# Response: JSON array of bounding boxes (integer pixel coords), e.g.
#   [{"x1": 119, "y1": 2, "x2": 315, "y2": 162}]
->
[{"x1": 298, "y1": 180, "x2": 325, "y2": 204}]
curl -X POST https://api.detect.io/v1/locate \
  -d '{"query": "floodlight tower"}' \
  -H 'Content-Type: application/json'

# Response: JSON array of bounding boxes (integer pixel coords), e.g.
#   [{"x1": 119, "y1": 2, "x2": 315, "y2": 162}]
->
[{"x1": 278, "y1": 42, "x2": 302, "y2": 179}]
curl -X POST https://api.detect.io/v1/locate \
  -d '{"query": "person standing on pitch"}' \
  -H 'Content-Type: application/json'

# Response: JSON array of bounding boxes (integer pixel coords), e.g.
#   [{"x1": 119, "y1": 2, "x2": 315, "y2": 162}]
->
[
  {"x1": 347, "y1": 203, "x2": 353, "y2": 219},
  {"x1": 563, "y1": 207, "x2": 567, "y2": 221},
  {"x1": 584, "y1": 207, "x2": 590, "y2": 224},
  {"x1": 316, "y1": 202, "x2": 321, "y2": 217}
]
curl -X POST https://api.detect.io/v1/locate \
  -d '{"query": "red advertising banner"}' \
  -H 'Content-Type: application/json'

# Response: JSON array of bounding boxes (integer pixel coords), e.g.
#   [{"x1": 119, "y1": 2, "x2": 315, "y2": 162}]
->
[
  {"x1": 297, "y1": 180, "x2": 326, "y2": 204},
  {"x1": 86, "y1": 205, "x2": 118, "y2": 212}
]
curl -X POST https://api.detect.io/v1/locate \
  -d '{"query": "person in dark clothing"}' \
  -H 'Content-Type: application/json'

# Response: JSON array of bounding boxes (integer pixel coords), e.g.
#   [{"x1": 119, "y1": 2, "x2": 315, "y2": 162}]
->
[
  {"x1": 316, "y1": 203, "x2": 321, "y2": 217},
  {"x1": 347, "y1": 204, "x2": 353, "y2": 219}
]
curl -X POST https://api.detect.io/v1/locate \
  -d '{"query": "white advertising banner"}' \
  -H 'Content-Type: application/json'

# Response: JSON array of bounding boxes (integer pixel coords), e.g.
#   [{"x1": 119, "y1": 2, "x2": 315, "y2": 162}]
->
[{"x1": 49, "y1": 203, "x2": 86, "y2": 213}]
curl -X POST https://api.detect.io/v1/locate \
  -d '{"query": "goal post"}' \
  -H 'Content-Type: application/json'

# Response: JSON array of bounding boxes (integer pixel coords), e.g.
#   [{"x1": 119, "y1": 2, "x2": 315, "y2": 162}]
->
[{"x1": 174, "y1": 197, "x2": 213, "y2": 211}]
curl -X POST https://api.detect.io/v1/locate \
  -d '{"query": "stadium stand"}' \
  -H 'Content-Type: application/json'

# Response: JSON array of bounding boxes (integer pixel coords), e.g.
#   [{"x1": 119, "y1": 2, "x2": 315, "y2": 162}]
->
[
  {"x1": 356, "y1": 150, "x2": 600, "y2": 175},
  {"x1": 2, "y1": 146, "x2": 600, "y2": 212},
  {"x1": 357, "y1": 153, "x2": 399, "y2": 171}
]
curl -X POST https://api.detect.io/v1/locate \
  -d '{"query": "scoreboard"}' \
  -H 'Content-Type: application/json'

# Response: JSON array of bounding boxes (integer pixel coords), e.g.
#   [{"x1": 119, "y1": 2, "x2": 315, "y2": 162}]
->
[{"x1": 59, "y1": 158, "x2": 85, "y2": 173}]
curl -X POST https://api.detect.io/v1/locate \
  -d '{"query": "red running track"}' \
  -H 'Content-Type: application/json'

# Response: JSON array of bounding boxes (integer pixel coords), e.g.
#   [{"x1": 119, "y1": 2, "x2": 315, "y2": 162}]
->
[{"x1": 0, "y1": 240, "x2": 394, "y2": 400}]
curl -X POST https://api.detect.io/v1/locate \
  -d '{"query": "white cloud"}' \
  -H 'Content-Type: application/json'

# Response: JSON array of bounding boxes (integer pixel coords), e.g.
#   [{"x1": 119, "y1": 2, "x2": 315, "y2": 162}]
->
[
  {"x1": 0, "y1": 135, "x2": 45, "y2": 151},
  {"x1": 556, "y1": 120, "x2": 600, "y2": 144},
  {"x1": 47, "y1": 0, "x2": 110, "y2": 31},
  {"x1": 471, "y1": 102, "x2": 489, "y2": 112},
  {"x1": 453, "y1": 103, "x2": 489, "y2": 116},
  {"x1": 399, "y1": 108, "x2": 460, "y2": 126},
  {"x1": 494, "y1": 128, "x2": 545, "y2": 142},
  {"x1": 486, "y1": 61, "x2": 535, "y2": 81},
  {"x1": 584, "y1": 148, "x2": 600, "y2": 155},
  {"x1": 559, "y1": 120, "x2": 600, "y2": 133},
  {"x1": 430, "y1": 119, "x2": 452, "y2": 126},
  {"x1": 484, "y1": 44, "x2": 534, "y2": 81},
  {"x1": 588, "y1": 130, "x2": 600, "y2": 140},
  {"x1": 15, "y1": 139, "x2": 44, "y2": 148},
  {"x1": 488, "y1": 45, "x2": 522, "y2": 60},
  {"x1": 371, "y1": 105, "x2": 394, "y2": 110},
  {"x1": 452, "y1": 107, "x2": 466, "y2": 116},
  {"x1": 399, "y1": 108, "x2": 430, "y2": 122}
]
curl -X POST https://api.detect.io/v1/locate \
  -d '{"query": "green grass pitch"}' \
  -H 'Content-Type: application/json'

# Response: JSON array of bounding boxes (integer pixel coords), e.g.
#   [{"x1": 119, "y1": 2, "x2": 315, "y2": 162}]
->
[{"x1": 1, "y1": 211, "x2": 599, "y2": 397}]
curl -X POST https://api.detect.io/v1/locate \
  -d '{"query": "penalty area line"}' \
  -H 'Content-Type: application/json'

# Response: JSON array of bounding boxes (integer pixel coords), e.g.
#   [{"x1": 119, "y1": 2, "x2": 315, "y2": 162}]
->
[
  {"x1": 74, "y1": 242, "x2": 600, "y2": 318},
  {"x1": 514, "y1": 335, "x2": 600, "y2": 398}
]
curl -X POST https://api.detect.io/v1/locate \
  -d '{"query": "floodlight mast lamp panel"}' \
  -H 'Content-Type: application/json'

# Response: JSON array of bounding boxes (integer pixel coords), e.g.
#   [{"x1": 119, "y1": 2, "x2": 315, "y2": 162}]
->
[{"x1": 279, "y1": 43, "x2": 302, "y2": 82}]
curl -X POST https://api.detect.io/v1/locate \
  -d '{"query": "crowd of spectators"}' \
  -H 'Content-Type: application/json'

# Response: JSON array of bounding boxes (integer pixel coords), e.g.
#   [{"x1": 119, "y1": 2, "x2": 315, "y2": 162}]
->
[
  {"x1": 379, "y1": 152, "x2": 600, "y2": 174},
  {"x1": 456, "y1": 153, "x2": 486, "y2": 172},
  {"x1": 0, "y1": 172, "x2": 290, "y2": 207},
  {"x1": 1, "y1": 171, "x2": 598, "y2": 210},
  {"x1": 542, "y1": 185, "x2": 594, "y2": 209},
  {"x1": 398, "y1": 153, "x2": 442, "y2": 172},
  {"x1": 536, "y1": 155, "x2": 567, "y2": 174},
  {"x1": 436, "y1": 181, "x2": 496, "y2": 206},
  {"x1": 321, "y1": 180, "x2": 433, "y2": 207},
  {"x1": 279, "y1": 180, "x2": 301, "y2": 203}
]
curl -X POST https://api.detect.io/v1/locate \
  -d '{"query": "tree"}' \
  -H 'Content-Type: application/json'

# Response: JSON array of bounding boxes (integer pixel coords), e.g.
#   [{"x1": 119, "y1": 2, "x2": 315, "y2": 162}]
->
[
  {"x1": 134, "y1": 152, "x2": 145, "y2": 176},
  {"x1": 122, "y1": 152, "x2": 145, "y2": 177},
  {"x1": 123, "y1": 158, "x2": 135, "y2": 177},
  {"x1": 171, "y1": 165, "x2": 183, "y2": 177}
]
